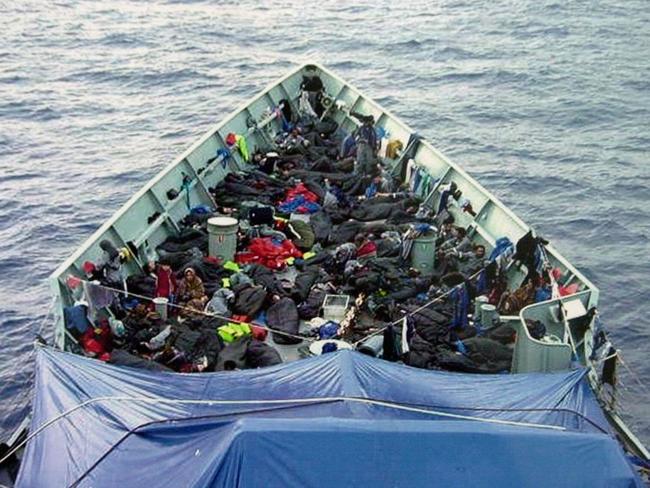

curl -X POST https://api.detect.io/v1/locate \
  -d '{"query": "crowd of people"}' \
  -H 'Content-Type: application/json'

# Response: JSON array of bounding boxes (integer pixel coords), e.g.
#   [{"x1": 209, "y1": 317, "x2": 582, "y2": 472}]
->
[{"x1": 63, "y1": 74, "x2": 573, "y2": 375}]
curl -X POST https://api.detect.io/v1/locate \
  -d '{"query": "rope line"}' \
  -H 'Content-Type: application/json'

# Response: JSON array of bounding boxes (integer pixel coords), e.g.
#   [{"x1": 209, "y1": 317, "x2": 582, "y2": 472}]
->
[
  {"x1": 352, "y1": 268, "x2": 484, "y2": 346},
  {"x1": 2, "y1": 391, "x2": 574, "y2": 468},
  {"x1": 617, "y1": 352, "x2": 650, "y2": 398},
  {"x1": 80, "y1": 279, "x2": 315, "y2": 344}
]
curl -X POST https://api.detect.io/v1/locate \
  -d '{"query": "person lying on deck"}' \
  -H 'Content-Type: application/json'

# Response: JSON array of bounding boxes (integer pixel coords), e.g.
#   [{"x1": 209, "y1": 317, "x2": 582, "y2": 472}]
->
[
  {"x1": 457, "y1": 244, "x2": 487, "y2": 277},
  {"x1": 436, "y1": 227, "x2": 472, "y2": 275}
]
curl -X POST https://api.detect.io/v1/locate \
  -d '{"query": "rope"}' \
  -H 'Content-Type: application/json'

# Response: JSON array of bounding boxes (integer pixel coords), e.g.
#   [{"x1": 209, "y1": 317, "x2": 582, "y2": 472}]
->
[
  {"x1": 67, "y1": 396, "x2": 585, "y2": 487},
  {"x1": 1, "y1": 390, "x2": 571, "y2": 468},
  {"x1": 352, "y1": 268, "x2": 483, "y2": 347},
  {"x1": 69, "y1": 401, "x2": 339, "y2": 487},
  {"x1": 617, "y1": 352, "x2": 650, "y2": 398},
  {"x1": 33, "y1": 296, "x2": 56, "y2": 338},
  {"x1": 79, "y1": 279, "x2": 316, "y2": 344}
]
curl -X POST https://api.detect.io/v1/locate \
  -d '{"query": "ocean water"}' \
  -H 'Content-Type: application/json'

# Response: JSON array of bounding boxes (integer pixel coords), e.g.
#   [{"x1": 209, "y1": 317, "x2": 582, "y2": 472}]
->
[{"x1": 1, "y1": 0, "x2": 649, "y2": 445}]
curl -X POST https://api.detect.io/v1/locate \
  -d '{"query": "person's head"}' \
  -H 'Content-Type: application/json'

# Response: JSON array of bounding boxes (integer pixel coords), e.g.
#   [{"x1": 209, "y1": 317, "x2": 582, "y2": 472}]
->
[
  {"x1": 184, "y1": 268, "x2": 196, "y2": 280},
  {"x1": 354, "y1": 233, "x2": 367, "y2": 247},
  {"x1": 474, "y1": 244, "x2": 486, "y2": 258},
  {"x1": 456, "y1": 227, "x2": 467, "y2": 239}
]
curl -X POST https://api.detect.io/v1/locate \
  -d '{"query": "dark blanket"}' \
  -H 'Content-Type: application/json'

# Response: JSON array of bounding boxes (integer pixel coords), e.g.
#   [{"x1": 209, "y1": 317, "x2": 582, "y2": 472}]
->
[
  {"x1": 405, "y1": 332, "x2": 437, "y2": 369},
  {"x1": 157, "y1": 228, "x2": 208, "y2": 253},
  {"x1": 108, "y1": 349, "x2": 172, "y2": 372},
  {"x1": 232, "y1": 284, "x2": 268, "y2": 317},
  {"x1": 309, "y1": 211, "x2": 333, "y2": 244},
  {"x1": 298, "y1": 284, "x2": 329, "y2": 320},
  {"x1": 247, "y1": 264, "x2": 287, "y2": 297},
  {"x1": 245, "y1": 340, "x2": 282, "y2": 368},
  {"x1": 266, "y1": 297, "x2": 302, "y2": 345},
  {"x1": 407, "y1": 306, "x2": 451, "y2": 344},
  {"x1": 292, "y1": 267, "x2": 321, "y2": 303}
]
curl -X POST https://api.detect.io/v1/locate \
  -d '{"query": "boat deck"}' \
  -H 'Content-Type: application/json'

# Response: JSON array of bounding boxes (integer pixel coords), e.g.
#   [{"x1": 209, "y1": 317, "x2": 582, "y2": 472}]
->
[{"x1": 58, "y1": 67, "x2": 594, "y2": 376}]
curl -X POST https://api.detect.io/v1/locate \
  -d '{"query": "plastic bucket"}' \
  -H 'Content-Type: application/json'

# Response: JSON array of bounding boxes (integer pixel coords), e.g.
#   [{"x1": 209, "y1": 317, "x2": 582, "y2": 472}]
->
[
  {"x1": 480, "y1": 304, "x2": 498, "y2": 328},
  {"x1": 410, "y1": 234, "x2": 436, "y2": 274},
  {"x1": 474, "y1": 295, "x2": 489, "y2": 323},
  {"x1": 207, "y1": 216, "x2": 239, "y2": 262},
  {"x1": 153, "y1": 297, "x2": 169, "y2": 321}
]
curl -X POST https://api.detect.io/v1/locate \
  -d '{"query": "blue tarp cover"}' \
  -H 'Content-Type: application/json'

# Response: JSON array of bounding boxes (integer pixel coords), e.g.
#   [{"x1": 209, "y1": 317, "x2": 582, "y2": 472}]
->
[{"x1": 17, "y1": 347, "x2": 642, "y2": 487}]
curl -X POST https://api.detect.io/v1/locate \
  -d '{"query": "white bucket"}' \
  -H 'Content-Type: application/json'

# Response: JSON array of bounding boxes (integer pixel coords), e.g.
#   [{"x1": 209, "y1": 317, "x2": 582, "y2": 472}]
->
[
  {"x1": 207, "y1": 216, "x2": 239, "y2": 262},
  {"x1": 480, "y1": 303, "x2": 498, "y2": 328},
  {"x1": 474, "y1": 295, "x2": 489, "y2": 322},
  {"x1": 153, "y1": 297, "x2": 169, "y2": 321}
]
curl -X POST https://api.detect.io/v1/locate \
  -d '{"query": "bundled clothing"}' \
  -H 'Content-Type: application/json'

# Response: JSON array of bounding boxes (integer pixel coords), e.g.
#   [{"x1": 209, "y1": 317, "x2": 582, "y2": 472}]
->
[
  {"x1": 236, "y1": 237, "x2": 302, "y2": 270},
  {"x1": 225, "y1": 133, "x2": 250, "y2": 162}
]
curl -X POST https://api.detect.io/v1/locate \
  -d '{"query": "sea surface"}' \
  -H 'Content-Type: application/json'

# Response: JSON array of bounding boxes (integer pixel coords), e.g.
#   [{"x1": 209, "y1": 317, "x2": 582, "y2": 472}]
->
[{"x1": 1, "y1": 0, "x2": 649, "y2": 445}]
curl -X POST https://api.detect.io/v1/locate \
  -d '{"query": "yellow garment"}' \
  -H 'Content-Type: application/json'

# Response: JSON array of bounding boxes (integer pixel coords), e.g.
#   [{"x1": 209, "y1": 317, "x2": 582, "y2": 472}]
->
[
  {"x1": 386, "y1": 139, "x2": 404, "y2": 159},
  {"x1": 218, "y1": 323, "x2": 251, "y2": 343},
  {"x1": 222, "y1": 278, "x2": 231, "y2": 288},
  {"x1": 223, "y1": 261, "x2": 241, "y2": 272},
  {"x1": 303, "y1": 251, "x2": 316, "y2": 260},
  {"x1": 118, "y1": 246, "x2": 134, "y2": 262},
  {"x1": 235, "y1": 135, "x2": 250, "y2": 162}
]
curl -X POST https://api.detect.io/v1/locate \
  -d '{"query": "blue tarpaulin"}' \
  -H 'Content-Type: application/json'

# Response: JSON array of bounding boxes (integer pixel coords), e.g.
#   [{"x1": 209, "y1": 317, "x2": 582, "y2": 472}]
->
[{"x1": 17, "y1": 347, "x2": 642, "y2": 487}]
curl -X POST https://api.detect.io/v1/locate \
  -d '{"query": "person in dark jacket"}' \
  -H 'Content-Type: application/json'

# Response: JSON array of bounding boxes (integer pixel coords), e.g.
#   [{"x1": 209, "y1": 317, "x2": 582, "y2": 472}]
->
[{"x1": 351, "y1": 112, "x2": 379, "y2": 175}]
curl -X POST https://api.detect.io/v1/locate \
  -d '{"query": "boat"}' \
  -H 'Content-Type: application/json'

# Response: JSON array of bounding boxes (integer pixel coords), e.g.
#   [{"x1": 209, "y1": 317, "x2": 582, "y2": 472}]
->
[{"x1": 1, "y1": 62, "x2": 648, "y2": 486}]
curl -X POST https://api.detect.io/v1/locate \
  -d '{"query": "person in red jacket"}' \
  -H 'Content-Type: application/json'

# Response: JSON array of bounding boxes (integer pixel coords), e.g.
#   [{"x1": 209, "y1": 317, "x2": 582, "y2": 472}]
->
[
  {"x1": 154, "y1": 263, "x2": 177, "y2": 301},
  {"x1": 355, "y1": 233, "x2": 377, "y2": 261}
]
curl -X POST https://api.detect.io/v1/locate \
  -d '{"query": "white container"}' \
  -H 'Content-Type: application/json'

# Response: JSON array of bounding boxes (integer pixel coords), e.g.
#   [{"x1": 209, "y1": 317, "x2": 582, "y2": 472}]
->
[
  {"x1": 474, "y1": 295, "x2": 489, "y2": 322},
  {"x1": 322, "y1": 294, "x2": 350, "y2": 323},
  {"x1": 289, "y1": 213, "x2": 311, "y2": 223},
  {"x1": 207, "y1": 216, "x2": 239, "y2": 262},
  {"x1": 480, "y1": 303, "x2": 498, "y2": 328},
  {"x1": 153, "y1": 297, "x2": 169, "y2": 321}
]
